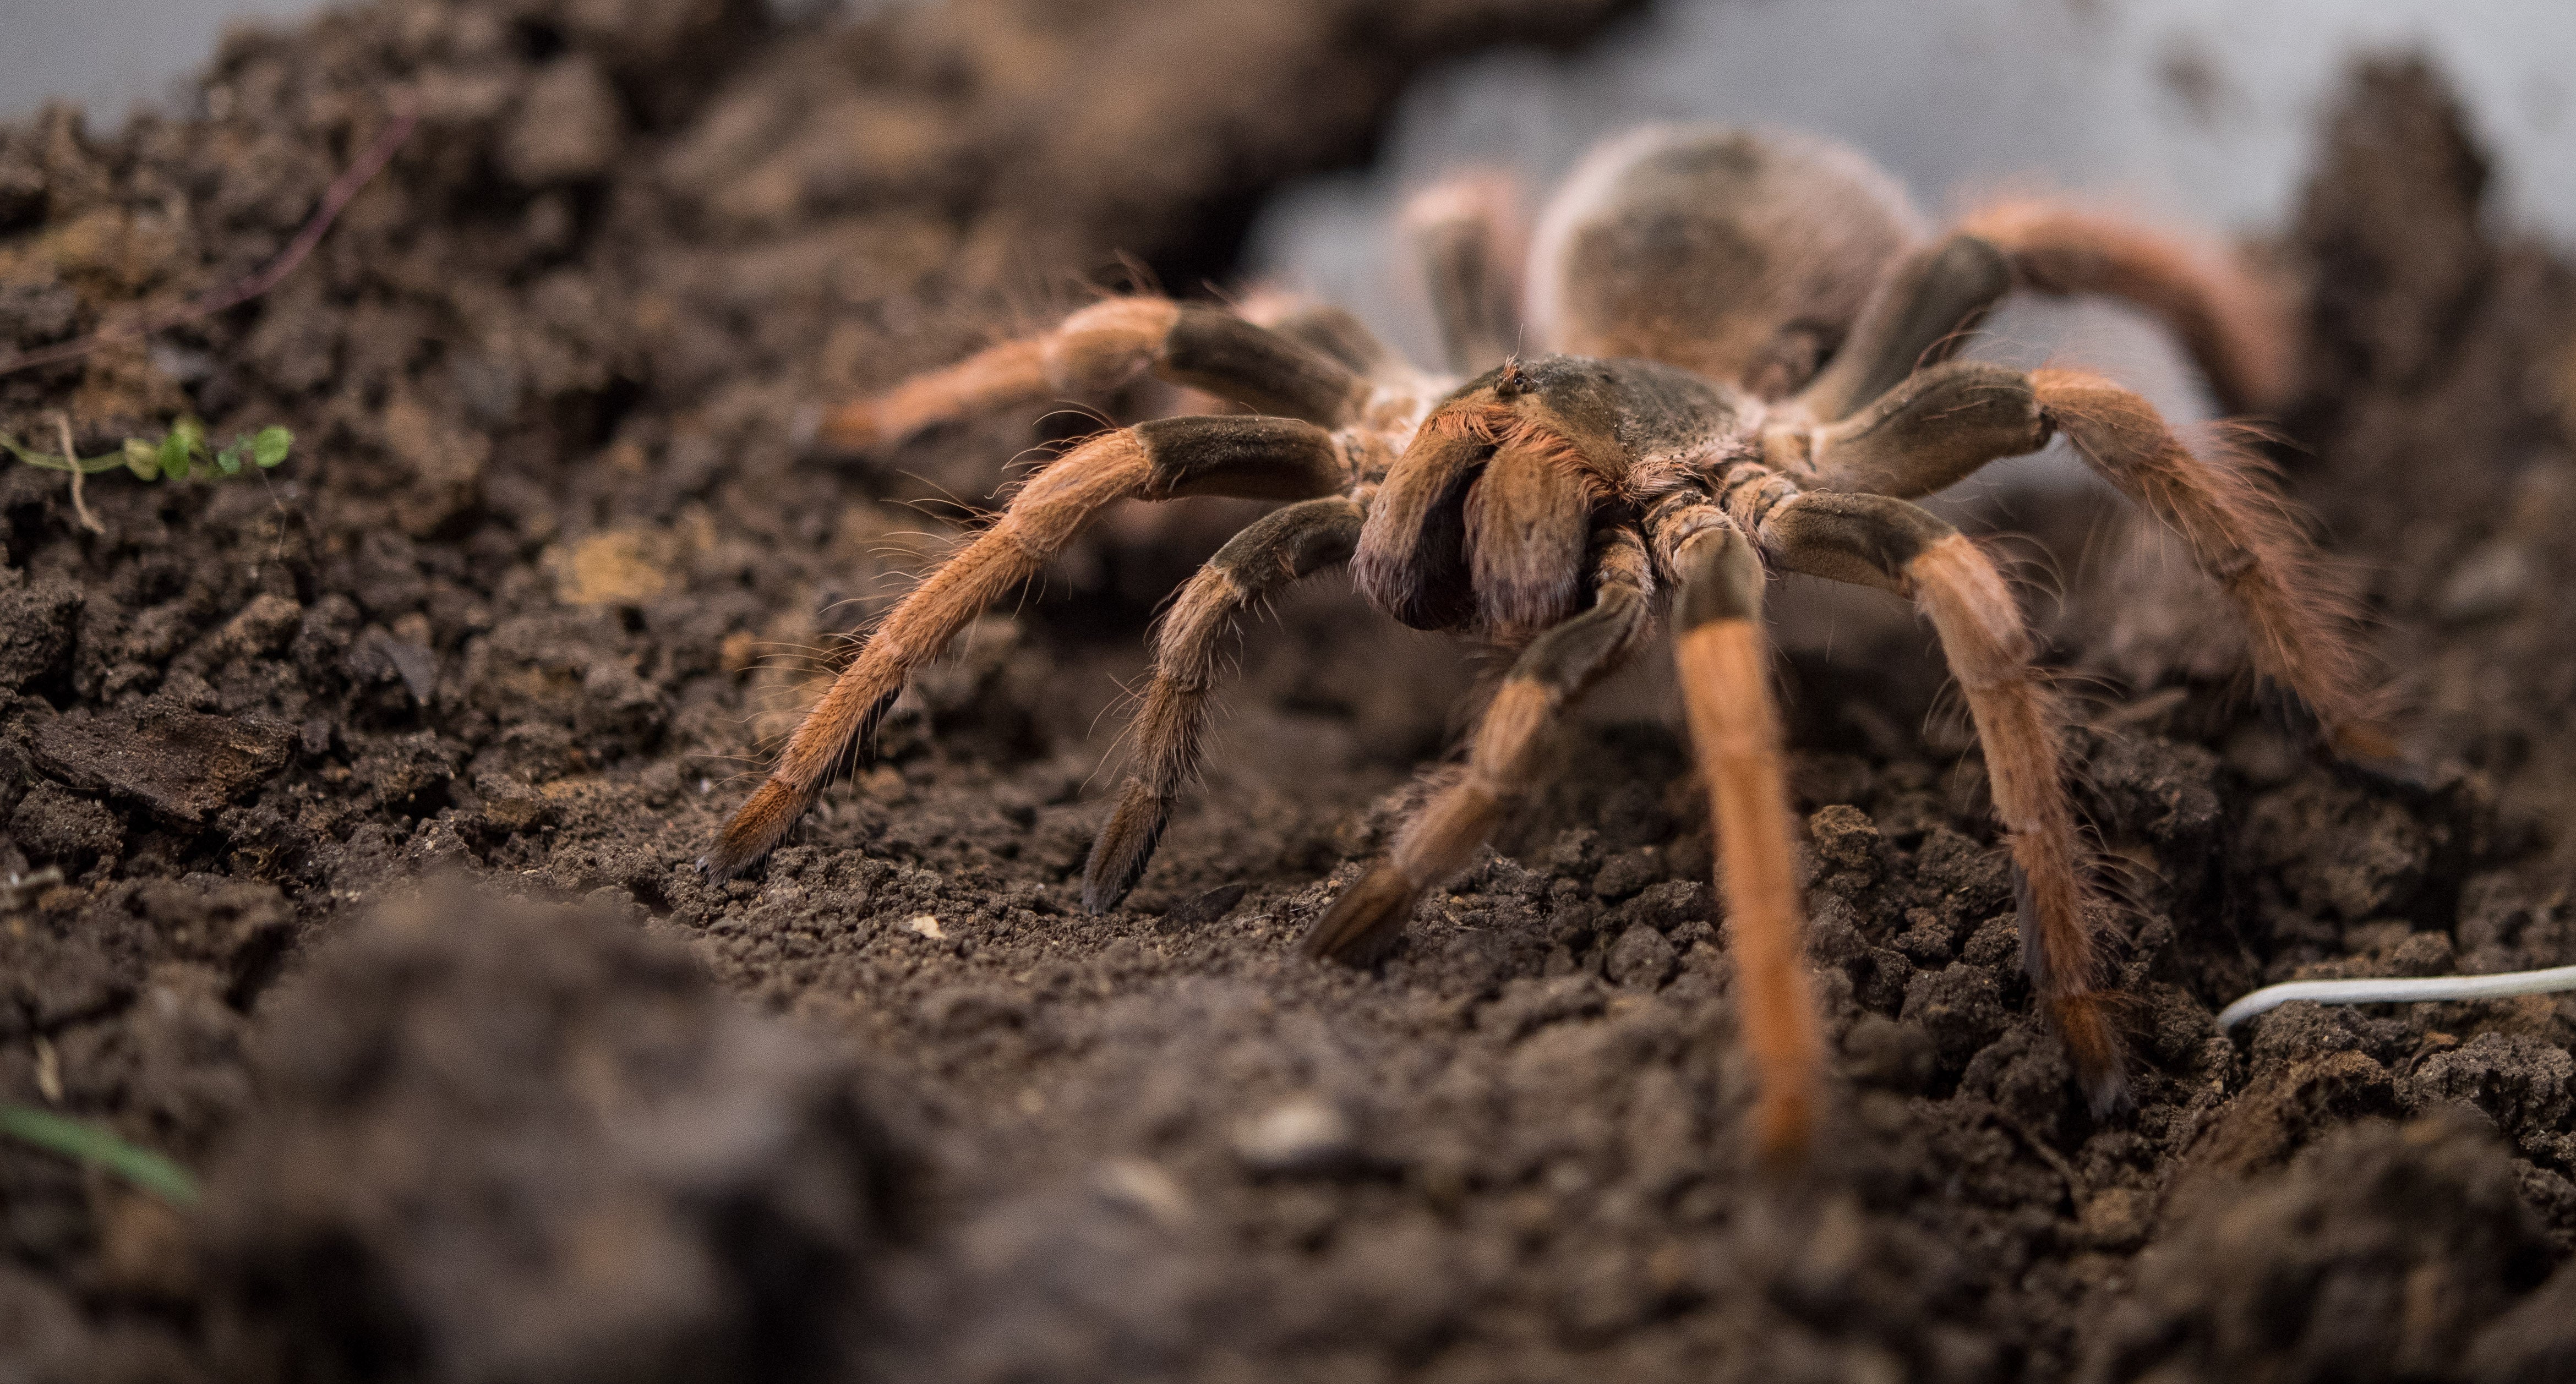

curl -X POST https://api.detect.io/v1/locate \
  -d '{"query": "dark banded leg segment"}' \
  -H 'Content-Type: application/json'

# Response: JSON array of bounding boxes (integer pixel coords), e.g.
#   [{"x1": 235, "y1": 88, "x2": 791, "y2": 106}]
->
[
  {"x1": 1792, "y1": 232, "x2": 2012, "y2": 424},
  {"x1": 1302, "y1": 527, "x2": 1652, "y2": 962},
  {"x1": 1083, "y1": 495, "x2": 1367, "y2": 912},
  {"x1": 1758, "y1": 491, "x2": 2129, "y2": 1114},
  {"x1": 1244, "y1": 299, "x2": 1398, "y2": 378},
  {"x1": 823, "y1": 297, "x2": 1370, "y2": 450},
  {"x1": 1789, "y1": 360, "x2": 2049, "y2": 499},
  {"x1": 703, "y1": 417, "x2": 1350, "y2": 880},
  {"x1": 1660, "y1": 516, "x2": 1822, "y2": 1167}
]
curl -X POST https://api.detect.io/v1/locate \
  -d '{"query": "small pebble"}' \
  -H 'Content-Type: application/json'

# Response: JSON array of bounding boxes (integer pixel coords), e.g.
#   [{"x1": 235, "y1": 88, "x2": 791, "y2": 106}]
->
[
  {"x1": 1232, "y1": 1097, "x2": 1356, "y2": 1175},
  {"x1": 903, "y1": 913, "x2": 945, "y2": 940},
  {"x1": 2436, "y1": 539, "x2": 2533, "y2": 623},
  {"x1": 1095, "y1": 1158, "x2": 1191, "y2": 1228}
]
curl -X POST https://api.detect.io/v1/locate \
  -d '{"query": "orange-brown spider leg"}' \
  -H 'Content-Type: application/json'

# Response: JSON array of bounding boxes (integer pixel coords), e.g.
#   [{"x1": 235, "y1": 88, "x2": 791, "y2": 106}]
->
[
  {"x1": 1083, "y1": 494, "x2": 1368, "y2": 912},
  {"x1": 822, "y1": 297, "x2": 1369, "y2": 451},
  {"x1": 1302, "y1": 525, "x2": 1651, "y2": 962},
  {"x1": 1792, "y1": 363, "x2": 2387, "y2": 758},
  {"x1": 1401, "y1": 169, "x2": 1529, "y2": 374},
  {"x1": 1760, "y1": 491, "x2": 2128, "y2": 1114},
  {"x1": 2028, "y1": 369, "x2": 2389, "y2": 757},
  {"x1": 1958, "y1": 200, "x2": 2292, "y2": 415},
  {"x1": 703, "y1": 416, "x2": 1350, "y2": 879},
  {"x1": 1658, "y1": 510, "x2": 1823, "y2": 1167}
]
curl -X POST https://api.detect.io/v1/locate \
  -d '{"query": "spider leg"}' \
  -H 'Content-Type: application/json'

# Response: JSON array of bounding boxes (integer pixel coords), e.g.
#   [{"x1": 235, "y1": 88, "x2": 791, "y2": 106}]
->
[
  {"x1": 1652, "y1": 502, "x2": 1822, "y2": 1167},
  {"x1": 1759, "y1": 490, "x2": 2128, "y2": 1114},
  {"x1": 1401, "y1": 170, "x2": 1527, "y2": 374},
  {"x1": 822, "y1": 297, "x2": 1369, "y2": 450},
  {"x1": 1243, "y1": 299, "x2": 1399, "y2": 379},
  {"x1": 1083, "y1": 494, "x2": 1368, "y2": 912},
  {"x1": 2029, "y1": 369, "x2": 2388, "y2": 757},
  {"x1": 1790, "y1": 363, "x2": 2387, "y2": 757},
  {"x1": 1792, "y1": 232, "x2": 2013, "y2": 424},
  {"x1": 1302, "y1": 524, "x2": 1652, "y2": 962},
  {"x1": 1957, "y1": 200, "x2": 2292, "y2": 415},
  {"x1": 703, "y1": 416, "x2": 1350, "y2": 879},
  {"x1": 1792, "y1": 360, "x2": 2050, "y2": 498}
]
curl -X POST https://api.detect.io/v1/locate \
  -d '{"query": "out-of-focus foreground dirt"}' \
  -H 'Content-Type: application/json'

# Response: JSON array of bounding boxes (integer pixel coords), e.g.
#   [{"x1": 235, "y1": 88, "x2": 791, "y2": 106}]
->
[{"x1": 4, "y1": 2, "x2": 2576, "y2": 1379}]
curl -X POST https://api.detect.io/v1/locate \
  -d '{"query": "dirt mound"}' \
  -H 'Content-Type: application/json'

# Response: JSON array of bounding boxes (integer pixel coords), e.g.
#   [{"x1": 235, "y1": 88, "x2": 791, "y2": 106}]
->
[{"x1": 195, "y1": 888, "x2": 896, "y2": 1384}]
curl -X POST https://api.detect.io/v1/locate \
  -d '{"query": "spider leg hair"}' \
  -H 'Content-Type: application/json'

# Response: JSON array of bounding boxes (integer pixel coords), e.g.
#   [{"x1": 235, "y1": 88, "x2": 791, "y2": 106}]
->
[
  {"x1": 1657, "y1": 505, "x2": 1822, "y2": 1168},
  {"x1": 1794, "y1": 232, "x2": 2013, "y2": 424},
  {"x1": 2028, "y1": 369, "x2": 2391, "y2": 759},
  {"x1": 1401, "y1": 169, "x2": 1529, "y2": 374},
  {"x1": 703, "y1": 416, "x2": 1350, "y2": 879},
  {"x1": 1957, "y1": 200, "x2": 2293, "y2": 415},
  {"x1": 1759, "y1": 491, "x2": 2129, "y2": 1114},
  {"x1": 823, "y1": 296, "x2": 1368, "y2": 451},
  {"x1": 1302, "y1": 524, "x2": 1652, "y2": 962},
  {"x1": 1083, "y1": 494, "x2": 1367, "y2": 912}
]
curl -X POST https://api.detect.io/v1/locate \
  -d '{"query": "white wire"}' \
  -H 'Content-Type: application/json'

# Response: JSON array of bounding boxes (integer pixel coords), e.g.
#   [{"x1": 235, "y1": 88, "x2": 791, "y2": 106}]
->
[{"x1": 2214, "y1": 965, "x2": 2576, "y2": 1031}]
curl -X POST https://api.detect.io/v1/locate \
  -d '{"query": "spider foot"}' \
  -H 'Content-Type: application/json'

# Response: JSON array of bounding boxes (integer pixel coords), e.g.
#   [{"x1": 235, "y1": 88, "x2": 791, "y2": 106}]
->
[
  {"x1": 1300, "y1": 863, "x2": 1420, "y2": 964},
  {"x1": 2049, "y1": 991, "x2": 2134, "y2": 1118},
  {"x1": 1082, "y1": 781, "x2": 1171, "y2": 915},
  {"x1": 700, "y1": 778, "x2": 806, "y2": 881}
]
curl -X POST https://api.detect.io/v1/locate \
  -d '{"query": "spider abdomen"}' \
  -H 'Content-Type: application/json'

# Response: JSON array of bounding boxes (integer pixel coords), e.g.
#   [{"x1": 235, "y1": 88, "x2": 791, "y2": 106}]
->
[{"x1": 1530, "y1": 125, "x2": 1926, "y2": 398}]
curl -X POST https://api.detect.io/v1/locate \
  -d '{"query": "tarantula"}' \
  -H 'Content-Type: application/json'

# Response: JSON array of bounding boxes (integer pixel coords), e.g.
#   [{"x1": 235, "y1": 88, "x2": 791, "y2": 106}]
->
[{"x1": 703, "y1": 126, "x2": 2386, "y2": 1163}]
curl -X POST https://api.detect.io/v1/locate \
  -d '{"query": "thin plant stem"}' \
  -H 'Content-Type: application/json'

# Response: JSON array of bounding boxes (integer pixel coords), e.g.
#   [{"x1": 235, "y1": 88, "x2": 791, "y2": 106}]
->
[
  {"x1": 0, "y1": 1104, "x2": 200, "y2": 1206},
  {"x1": 58, "y1": 411, "x2": 101, "y2": 534}
]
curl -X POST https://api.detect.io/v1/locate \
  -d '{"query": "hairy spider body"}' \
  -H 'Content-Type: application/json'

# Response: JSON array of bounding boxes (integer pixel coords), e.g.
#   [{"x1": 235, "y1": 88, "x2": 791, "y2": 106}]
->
[{"x1": 707, "y1": 125, "x2": 2383, "y2": 1166}]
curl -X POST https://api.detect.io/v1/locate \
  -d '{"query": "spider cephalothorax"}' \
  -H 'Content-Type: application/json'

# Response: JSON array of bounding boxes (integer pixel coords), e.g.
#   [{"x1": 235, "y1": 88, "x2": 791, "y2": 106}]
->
[{"x1": 702, "y1": 125, "x2": 2384, "y2": 1164}]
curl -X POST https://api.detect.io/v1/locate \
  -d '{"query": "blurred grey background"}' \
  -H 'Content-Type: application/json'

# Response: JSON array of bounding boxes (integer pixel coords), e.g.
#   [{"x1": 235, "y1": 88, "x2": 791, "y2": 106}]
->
[
  {"x1": 1245, "y1": 0, "x2": 2576, "y2": 379},
  {"x1": 1, "y1": 0, "x2": 318, "y2": 127},
  {"x1": 6, "y1": 0, "x2": 2569, "y2": 392}
]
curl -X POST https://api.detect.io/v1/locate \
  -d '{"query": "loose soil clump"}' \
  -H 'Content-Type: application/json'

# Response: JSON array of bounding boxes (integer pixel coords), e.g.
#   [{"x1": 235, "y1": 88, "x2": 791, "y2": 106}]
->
[{"x1": 3, "y1": 6, "x2": 2575, "y2": 1380}]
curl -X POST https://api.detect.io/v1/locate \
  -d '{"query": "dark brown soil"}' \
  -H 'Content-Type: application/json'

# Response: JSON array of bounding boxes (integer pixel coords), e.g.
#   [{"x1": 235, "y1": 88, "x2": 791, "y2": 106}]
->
[{"x1": 3, "y1": 4, "x2": 2574, "y2": 1379}]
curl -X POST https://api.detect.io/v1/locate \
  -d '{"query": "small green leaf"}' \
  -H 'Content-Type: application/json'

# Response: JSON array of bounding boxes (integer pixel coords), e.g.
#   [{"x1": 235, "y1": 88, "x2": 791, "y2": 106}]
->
[
  {"x1": 0, "y1": 1104, "x2": 200, "y2": 1206},
  {"x1": 156, "y1": 432, "x2": 189, "y2": 482},
  {"x1": 215, "y1": 444, "x2": 243, "y2": 476},
  {"x1": 251, "y1": 426, "x2": 292, "y2": 469},
  {"x1": 170, "y1": 418, "x2": 206, "y2": 458},
  {"x1": 123, "y1": 439, "x2": 159, "y2": 480}
]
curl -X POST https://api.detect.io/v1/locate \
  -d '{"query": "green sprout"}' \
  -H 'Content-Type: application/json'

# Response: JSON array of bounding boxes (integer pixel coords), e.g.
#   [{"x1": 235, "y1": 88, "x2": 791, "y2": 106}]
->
[
  {"x1": 1, "y1": 415, "x2": 293, "y2": 534},
  {"x1": 0, "y1": 1103, "x2": 201, "y2": 1206},
  {"x1": 1, "y1": 420, "x2": 293, "y2": 483}
]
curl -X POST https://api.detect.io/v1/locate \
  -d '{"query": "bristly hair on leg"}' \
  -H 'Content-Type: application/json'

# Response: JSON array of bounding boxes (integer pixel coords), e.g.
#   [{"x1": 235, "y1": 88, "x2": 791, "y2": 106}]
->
[{"x1": 2032, "y1": 369, "x2": 2394, "y2": 761}]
